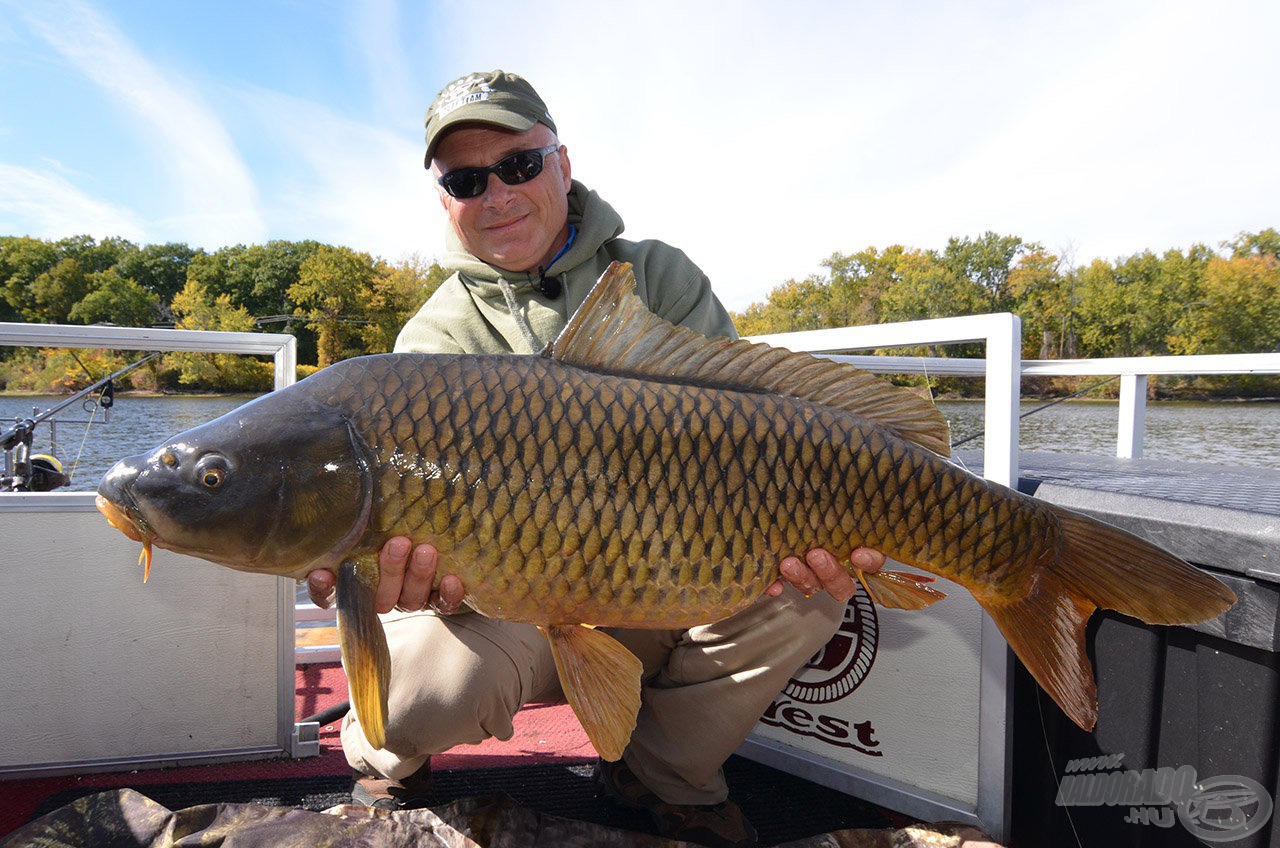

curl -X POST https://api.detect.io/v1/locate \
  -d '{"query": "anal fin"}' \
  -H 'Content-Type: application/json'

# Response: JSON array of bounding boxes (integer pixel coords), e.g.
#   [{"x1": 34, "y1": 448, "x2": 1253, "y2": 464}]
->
[
  {"x1": 979, "y1": 573, "x2": 1099, "y2": 731},
  {"x1": 542, "y1": 625, "x2": 642, "y2": 761},
  {"x1": 858, "y1": 569, "x2": 948, "y2": 610},
  {"x1": 337, "y1": 557, "x2": 391, "y2": 750}
]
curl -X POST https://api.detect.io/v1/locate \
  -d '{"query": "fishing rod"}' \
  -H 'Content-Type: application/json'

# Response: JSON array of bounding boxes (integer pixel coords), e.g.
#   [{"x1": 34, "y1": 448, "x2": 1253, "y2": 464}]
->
[
  {"x1": 1, "y1": 351, "x2": 161, "y2": 492},
  {"x1": 949, "y1": 375, "x2": 1121, "y2": 449}
]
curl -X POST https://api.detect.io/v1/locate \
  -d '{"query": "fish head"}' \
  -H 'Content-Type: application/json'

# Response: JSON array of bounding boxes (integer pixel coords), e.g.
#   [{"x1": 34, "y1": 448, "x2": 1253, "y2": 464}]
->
[{"x1": 97, "y1": 394, "x2": 372, "y2": 579}]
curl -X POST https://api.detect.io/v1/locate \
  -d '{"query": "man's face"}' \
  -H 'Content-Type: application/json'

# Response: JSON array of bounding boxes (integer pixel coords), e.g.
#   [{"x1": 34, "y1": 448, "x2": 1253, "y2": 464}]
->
[{"x1": 432, "y1": 124, "x2": 572, "y2": 274}]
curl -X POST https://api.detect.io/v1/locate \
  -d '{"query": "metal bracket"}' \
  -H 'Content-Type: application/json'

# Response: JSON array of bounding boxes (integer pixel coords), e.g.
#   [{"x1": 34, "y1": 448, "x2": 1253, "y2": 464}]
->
[{"x1": 290, "y1": 721, "x2": 320, "y2": 758}]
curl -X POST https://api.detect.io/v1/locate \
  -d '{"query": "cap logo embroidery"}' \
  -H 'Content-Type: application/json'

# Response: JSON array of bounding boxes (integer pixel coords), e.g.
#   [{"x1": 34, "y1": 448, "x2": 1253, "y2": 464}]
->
[{"x1": 433, "y1": 74, "x2": 493, "y2": 120}]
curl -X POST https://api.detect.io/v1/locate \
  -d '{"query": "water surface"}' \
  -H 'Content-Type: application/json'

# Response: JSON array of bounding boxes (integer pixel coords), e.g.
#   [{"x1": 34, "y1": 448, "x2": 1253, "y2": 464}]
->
[{"x1": 0, "y1": 394, "x2": 257, "y2": 491}]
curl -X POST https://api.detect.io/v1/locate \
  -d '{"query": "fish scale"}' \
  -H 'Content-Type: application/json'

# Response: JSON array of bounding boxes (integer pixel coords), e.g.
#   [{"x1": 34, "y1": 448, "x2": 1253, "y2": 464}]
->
[{"x1": 312, "y1": 353, "x2": 1053, "y2": 629}]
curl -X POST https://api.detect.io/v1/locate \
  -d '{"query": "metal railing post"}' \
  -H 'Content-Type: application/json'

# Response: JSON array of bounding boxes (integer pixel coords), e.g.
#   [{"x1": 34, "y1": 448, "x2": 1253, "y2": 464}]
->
[{"x1": 1117, "y1": 374, "x2": 1148, "y2": 458}]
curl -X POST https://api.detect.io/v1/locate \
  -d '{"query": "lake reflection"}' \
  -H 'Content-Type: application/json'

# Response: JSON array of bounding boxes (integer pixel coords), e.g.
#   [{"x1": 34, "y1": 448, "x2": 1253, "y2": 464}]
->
[
  {"x1": 2, "y1": 393, "x2": 1278, "y2": 492},
  {"x1": 939, "y1": 399, "x2": 1280, "y2": 469}
]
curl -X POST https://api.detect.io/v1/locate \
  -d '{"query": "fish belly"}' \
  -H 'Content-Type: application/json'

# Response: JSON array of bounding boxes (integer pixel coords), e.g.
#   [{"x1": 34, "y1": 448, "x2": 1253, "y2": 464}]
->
[{"x1": 339, "y1": 355, "x2": 1055, "y2": 628}]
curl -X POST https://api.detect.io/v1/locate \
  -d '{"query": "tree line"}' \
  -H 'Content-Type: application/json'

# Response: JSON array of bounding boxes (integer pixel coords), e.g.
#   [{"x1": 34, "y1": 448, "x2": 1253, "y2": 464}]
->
[
  {"x1": 0, "y1": 236, "x2": 447, "y2": 392},
  {"x1": 733, "y1": 229, "x2": 1280, "y2": 397},
  {"x1": 1, "y1": 229, "x2": 1277, "y2": 396}
]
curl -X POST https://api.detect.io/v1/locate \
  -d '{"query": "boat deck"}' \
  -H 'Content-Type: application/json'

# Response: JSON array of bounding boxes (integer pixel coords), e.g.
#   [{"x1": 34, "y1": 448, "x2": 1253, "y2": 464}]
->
[{"x1": 1, "y1": 662, "x2": 914, "y2": 846}]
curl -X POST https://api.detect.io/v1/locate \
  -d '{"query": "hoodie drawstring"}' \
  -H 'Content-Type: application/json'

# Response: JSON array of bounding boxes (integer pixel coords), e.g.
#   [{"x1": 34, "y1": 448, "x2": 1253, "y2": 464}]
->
[{"x1": 496, "y1": 276, "x2": 542, "y2": 354}]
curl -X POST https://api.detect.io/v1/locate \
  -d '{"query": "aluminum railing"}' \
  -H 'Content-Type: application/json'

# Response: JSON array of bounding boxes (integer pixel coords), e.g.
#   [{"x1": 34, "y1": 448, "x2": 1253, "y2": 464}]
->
[{"x1": 0, "y1": 322, "x2": 298, "y2": 388}]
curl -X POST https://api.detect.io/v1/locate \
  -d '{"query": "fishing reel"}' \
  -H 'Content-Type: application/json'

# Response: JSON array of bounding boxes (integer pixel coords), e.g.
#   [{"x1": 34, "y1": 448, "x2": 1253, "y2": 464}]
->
[
  {"x1": 1, "y1": 421, "x2": 70, "y2": 492},
  {"x1": 0, "y1": 357, "x2": 151, "y2": 494}
]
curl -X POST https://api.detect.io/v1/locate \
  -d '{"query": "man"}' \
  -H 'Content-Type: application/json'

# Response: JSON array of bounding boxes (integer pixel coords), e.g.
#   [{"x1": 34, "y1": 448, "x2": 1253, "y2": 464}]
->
[{"x1": 307, "y1": 70, "x2": 887, "y2": 848}]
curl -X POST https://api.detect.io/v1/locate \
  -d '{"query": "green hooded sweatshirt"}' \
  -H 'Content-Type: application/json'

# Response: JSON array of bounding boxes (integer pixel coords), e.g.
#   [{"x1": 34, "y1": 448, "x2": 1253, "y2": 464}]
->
[{"x1": 394, "y1": 181, "x2": 736, "y2": 355}]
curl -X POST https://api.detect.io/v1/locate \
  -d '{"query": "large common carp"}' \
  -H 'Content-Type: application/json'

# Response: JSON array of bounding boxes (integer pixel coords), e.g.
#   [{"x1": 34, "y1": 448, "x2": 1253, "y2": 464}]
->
[{"x1": 96, "y1": 262, "x2": 1235, "y2": 760}]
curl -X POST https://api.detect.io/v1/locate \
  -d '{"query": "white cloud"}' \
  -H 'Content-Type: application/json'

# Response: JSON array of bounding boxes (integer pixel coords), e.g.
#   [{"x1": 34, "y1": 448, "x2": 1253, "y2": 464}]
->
[
  {"x1": 9, "y1": 0, "x2": 266, "y2": 248},
  {"x1": 234, "y1": 85, "x2": 442, "y2": 262},
  {"x1": 0, "y1": 163, "x2": 148, "y2": 241}
]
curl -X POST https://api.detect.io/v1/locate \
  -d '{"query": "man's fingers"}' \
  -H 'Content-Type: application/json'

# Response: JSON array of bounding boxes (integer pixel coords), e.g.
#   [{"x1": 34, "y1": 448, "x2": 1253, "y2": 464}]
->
[
  {"x1": 374, "y1": 536, "x2": 412, "y2": 614},
  {"x1": 773, "y1": 548, "x2": 889, "y2": 603},
  {"x1": 806, "y1": 548, "x2": 858, "y2": 602},
  {"x1": 429, "y1": 573, "x2": 466, "y2": 614},
  {"x1": 851, "y1": 547, "x2": 886, "y2": 574},
  {"x1": 395, "y1": 545, "x2": 439, "y2": 612},
  {"x1": 777, "y1": 556, "x2": 812, "y2": 595}
]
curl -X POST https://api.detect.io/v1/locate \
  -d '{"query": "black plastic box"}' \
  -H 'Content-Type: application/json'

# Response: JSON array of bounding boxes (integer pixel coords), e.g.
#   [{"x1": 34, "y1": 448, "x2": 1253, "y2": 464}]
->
[{"x1": 999, "y1": 452, "x2": 1280, "y2": 847}]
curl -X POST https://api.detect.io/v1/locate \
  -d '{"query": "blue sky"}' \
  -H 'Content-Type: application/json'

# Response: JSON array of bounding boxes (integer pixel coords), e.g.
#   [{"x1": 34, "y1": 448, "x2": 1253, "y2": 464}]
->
[{"x1": 2, "y1": 1, "x2": 1278, "y2": 311}]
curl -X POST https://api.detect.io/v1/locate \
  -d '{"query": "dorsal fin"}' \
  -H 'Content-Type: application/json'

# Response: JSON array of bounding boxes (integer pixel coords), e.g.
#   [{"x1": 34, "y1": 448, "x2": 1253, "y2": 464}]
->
[{"x1": 547, "y1": 262, "x2": 951, "y2": 456}]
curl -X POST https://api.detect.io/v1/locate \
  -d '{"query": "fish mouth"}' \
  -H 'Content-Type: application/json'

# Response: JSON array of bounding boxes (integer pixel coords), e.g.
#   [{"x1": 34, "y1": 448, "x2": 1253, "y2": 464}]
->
[
  {"x1": 96, "y1": 494, "x2": 157, "y2": 582},
  {"x1": 96, "y1": 494, "x2": 150, "y2": 542}
]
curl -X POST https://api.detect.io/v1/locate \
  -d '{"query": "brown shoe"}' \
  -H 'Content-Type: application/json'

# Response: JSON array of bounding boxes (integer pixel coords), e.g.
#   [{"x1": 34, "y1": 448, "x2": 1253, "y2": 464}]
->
[
  {"x1": 350, "y1": 757, "x2": 434, "y2": 809},
  {"x1": 594, "y1": 758, "x2": 759, "y2": 848}
]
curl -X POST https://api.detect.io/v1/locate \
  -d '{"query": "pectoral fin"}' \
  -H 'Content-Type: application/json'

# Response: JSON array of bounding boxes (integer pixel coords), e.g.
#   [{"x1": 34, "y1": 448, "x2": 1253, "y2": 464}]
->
[
  {"x1": 857, "y1": 569, "x2": 948, "y2": 610},
  {"x1": 541, "y1": 625, "x2": 642, "y2": 761},
  {"x1": 337, "y1": 557, "x2": 390, "y2": 750}
]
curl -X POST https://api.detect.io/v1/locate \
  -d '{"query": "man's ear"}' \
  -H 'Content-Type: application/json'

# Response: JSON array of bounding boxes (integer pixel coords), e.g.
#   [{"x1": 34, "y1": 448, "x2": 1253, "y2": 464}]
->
[{"x1": 557, "y1": 145, "x2": 572, "y2": 191}]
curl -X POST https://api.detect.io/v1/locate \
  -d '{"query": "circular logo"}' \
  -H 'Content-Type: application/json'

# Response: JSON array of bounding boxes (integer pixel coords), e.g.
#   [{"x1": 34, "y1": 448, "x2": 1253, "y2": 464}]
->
[
  {"x1": 1178, "y1": 775, "x2": 1274, "y2": 842},
  {"x1": 781, "y1": 591, "x2": 878, "y2": 704}
]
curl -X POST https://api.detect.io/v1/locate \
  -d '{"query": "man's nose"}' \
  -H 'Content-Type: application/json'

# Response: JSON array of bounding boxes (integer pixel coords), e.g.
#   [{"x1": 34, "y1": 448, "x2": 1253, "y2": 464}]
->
[{"x1": 480, "y1": 173, "x2": 517, "y2": 205}]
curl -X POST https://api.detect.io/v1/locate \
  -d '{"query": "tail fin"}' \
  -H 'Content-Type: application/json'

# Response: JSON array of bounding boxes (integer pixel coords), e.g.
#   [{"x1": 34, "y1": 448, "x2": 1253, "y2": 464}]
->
[
  {"x1": 1052, "y1": 509, "x2": 1236, "y2": 624},
  {"x1": 978, "y1": 507, "x2": 1236, "y2": 731}
]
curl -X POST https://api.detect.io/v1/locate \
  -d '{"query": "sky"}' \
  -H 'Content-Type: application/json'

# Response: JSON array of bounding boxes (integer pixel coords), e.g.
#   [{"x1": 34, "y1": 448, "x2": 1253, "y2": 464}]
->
[{"x1": 1, "y1": 1, "x2": 1278, "y2": 312}]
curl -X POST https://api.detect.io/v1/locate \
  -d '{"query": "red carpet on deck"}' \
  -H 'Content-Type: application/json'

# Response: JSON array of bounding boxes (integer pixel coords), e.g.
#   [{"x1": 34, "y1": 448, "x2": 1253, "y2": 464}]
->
[
  {"x1": 0, "y1": 662, "x2": 596, "y2": 837},
  {"x1": 2, "y1": 663, "x2": 906, "y2": 845}
]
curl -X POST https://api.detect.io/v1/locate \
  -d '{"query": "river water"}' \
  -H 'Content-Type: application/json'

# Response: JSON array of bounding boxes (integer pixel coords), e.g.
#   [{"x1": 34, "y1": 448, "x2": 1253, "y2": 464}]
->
[{"x1": 1, "y1": 394, "x2": 1277, "y2": 492}]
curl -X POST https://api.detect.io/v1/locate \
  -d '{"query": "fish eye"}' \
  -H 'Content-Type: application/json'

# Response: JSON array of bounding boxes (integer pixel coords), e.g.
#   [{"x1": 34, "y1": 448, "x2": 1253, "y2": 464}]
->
[{"x1": 195, "y1": 455, "x2": 230, "y2": 490}]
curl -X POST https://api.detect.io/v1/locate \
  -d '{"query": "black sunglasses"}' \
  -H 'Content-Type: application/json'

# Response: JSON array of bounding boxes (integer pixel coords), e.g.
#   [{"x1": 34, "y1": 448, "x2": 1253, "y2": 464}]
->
[{"x1": 436, "y1": 145, "x2": 560, "y2": 199}]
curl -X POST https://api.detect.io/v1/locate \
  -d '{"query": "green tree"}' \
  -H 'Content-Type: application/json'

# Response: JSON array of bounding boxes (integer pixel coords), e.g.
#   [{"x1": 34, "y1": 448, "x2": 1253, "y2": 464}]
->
[
  {"x1": 1006, "y1": 250, "x2": 1076, "y2": 358},
  {"x1": 290, "y1": 245, "x2": 375, "y2": 366},
  {"x1": 1168, "y1": 254, "x2": 1280, "y2": 355},
  {"x1": 732, "y1": 299, "x2": 790, "y2": 337},
  {"x1": 29, "y1": 257, "x2": 91, "y2": 323},
  {"x1": 823, "y1": 245, "x2": 907, "y2": 327},
  {"x1": 942, "y1": 232, "x2": 1031, "y2": 311},
  {"x1": 1072, "y1": 259, "x2": 1125, "y2": 357},
  {"x1": 53, "y1": 234, "x2": 136, "y2": 274},
  {"x1": 170, "y1": 279, "x2": 270, "y2": 390},
  {"x1": 68, "y1": 269, "x2": 161, "y2": 326},
  {"x1": 1225, "y1": 228, "x2": 1280, "y2": 259},
  {"x1": 0, "y1": 236, "x2": 60, "y2": 320},
  {"x1": 879, "y1": 247, "x2": 988, "y2": 324},
  {"x1": 359, "y1": 254, "x2": 448, "y2": 354},
  {"x1": 1072, "y1": 250, "x2": 1201, "y2": 358},
  {"x1": 187, "y1": 239, "x2": 324, "y2": 361},
  {"x1": 113, "y1": 242, "x2": 202, "y2": 305}
]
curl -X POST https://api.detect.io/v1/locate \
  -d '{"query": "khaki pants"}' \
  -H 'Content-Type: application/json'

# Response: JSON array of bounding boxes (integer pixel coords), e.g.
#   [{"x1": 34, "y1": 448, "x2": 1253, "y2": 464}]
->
[{"x1": 342, "y1": 586, "x2": 844, "y2": 805}]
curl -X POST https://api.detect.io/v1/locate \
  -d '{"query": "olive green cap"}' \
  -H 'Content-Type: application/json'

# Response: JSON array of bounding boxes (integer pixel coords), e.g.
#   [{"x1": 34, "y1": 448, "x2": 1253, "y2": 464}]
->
[{"x1": 424, "y1": 70, "x2": 557, "y2": 167}]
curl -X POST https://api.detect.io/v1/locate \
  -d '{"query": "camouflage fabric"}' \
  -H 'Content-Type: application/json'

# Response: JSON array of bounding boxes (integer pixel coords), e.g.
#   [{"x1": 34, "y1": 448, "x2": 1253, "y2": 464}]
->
[{"x1": 2, "y1": 789, "x2": 1001, "y2": 848}]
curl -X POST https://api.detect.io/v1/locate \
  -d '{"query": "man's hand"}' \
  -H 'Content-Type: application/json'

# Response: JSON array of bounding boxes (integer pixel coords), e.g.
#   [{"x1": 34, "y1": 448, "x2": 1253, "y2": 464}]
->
[
  {"x1": 305, "y1": 537, "x2": 466, "y2": 614},
  {"x1": 768, "y1": 547, "x2": 886, "y2": 603}
]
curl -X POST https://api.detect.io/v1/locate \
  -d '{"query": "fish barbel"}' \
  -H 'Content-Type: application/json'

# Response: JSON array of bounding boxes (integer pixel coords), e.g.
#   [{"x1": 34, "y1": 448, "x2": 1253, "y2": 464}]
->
[{"x1": 96, "y1": 262, "x2": 1235, "y2": 759}]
